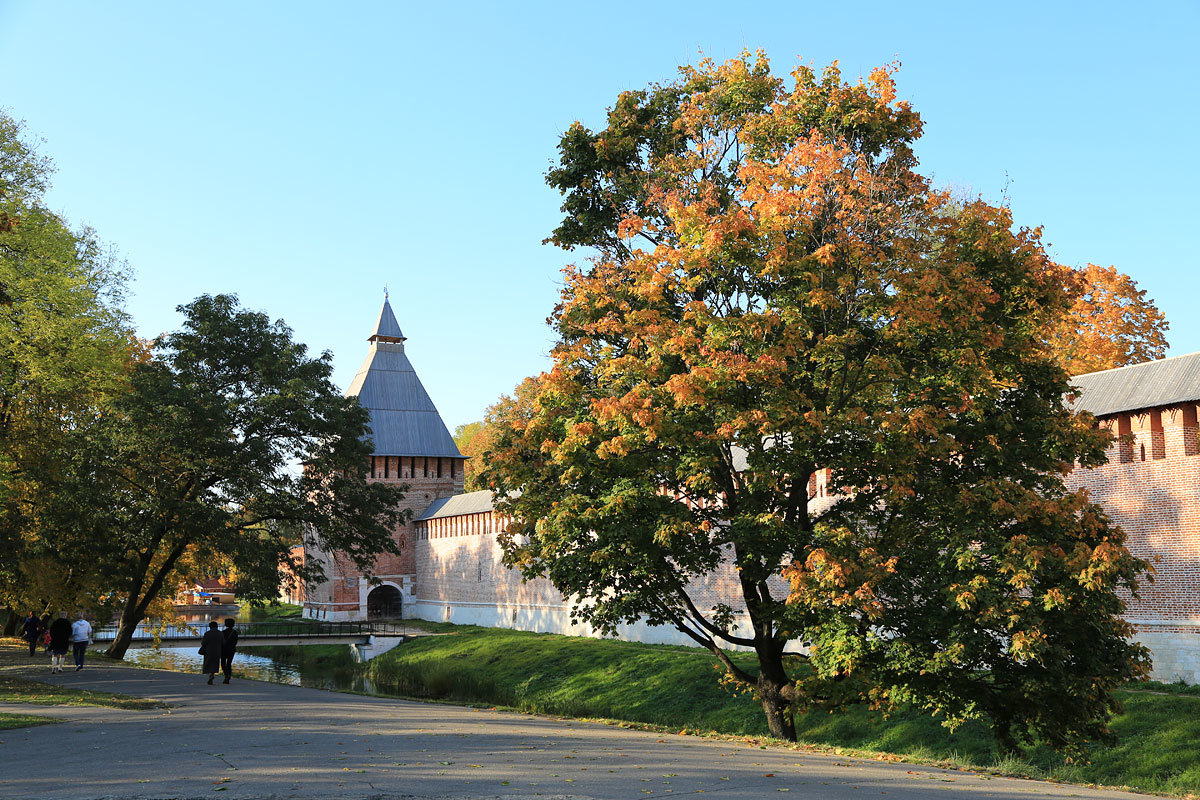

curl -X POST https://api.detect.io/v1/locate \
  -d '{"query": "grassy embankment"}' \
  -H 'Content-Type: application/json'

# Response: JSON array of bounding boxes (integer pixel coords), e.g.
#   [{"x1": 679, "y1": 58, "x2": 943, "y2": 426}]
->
[
  {"x1": 0, "y1": 639, "x2": 164, "y2": 729},
  {"x1": 239, "y1": 601, "x2": 314, "y2": 623},
  {"x1": 313, "y1": 623, "x2": 1200, "y2": 798}
]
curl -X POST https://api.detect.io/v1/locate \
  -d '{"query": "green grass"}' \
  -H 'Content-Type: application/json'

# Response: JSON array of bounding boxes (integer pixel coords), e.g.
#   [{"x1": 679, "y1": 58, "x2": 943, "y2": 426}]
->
[
  {"x1": 1134, "y1": 679, "x2": 1200, "y2": 697},
  {"x1": 0, "y1": 712, "x2": 56, "y2": 730},
  {"x1": 362, "y1": 623, "x2": 1200, "y2": 797},
  {"x1": 367, "y1": 625, "x2": 765, "y2": 729},
  {"x1": 239, "y1": 601, "x2": 310, "y2": 623},
  {"x1": 0, "y1": 675, "x2": 164, "y2": 710}
]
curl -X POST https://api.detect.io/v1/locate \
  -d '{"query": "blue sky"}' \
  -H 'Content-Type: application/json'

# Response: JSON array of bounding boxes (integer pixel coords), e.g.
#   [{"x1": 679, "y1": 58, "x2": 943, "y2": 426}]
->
[{"x1": 1, "y1": 2, "x2": 1196, "y2": 430}]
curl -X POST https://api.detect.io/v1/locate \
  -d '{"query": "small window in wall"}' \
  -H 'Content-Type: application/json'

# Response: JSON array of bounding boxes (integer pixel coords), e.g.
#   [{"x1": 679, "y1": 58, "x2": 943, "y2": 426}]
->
[
  {"x1": 370, "y1": 456, "x2": 376, "y2": 478},
  {"x1": 1140, "y1": 443, "x2": 1146, "y2": 462}
]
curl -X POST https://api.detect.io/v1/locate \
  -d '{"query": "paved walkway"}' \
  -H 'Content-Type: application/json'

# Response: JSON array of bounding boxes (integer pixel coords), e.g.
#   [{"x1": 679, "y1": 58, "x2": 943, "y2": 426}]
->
[{"x1": 0, "y1": 663, "x2": 1153, "y2": 800}]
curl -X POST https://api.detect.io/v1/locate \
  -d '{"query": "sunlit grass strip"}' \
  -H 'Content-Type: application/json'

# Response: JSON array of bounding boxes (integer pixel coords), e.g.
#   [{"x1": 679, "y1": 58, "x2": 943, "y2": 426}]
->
[
  {"x1": 0, "y1": 712, "x2": 56, "y2": 730},
  {"x1": 0, "y1": 676, "x2": 164, "y2": 710}
]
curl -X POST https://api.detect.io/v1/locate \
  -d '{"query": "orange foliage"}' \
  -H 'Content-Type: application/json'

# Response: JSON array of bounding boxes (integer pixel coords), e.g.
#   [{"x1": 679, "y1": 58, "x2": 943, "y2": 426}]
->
[{"x1": 1047, "y1": 263, "x2": 1168, "y2": 375}]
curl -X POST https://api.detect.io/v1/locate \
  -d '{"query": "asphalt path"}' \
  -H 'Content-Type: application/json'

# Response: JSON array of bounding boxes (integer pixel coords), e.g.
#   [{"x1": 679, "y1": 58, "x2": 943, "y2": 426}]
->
[{"x1": 0, "y1": 662, "x2": 1153, "y2": 800}]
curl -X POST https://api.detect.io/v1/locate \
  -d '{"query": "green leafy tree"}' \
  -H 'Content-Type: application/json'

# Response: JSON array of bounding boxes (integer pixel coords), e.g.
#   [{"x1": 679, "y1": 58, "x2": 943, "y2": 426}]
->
[
  {"x1": 80, "y1": 294, "x2": 407, "y2": 658},
  {"x1": 453, "y1": 421, "x2": 487, "y2": 492},
  {"x1": 480, "y1": 53, "x2": 1148, "y2": 750},
  {"x1": 0, "y1": 112, "x2": 134, "y2": 631}
]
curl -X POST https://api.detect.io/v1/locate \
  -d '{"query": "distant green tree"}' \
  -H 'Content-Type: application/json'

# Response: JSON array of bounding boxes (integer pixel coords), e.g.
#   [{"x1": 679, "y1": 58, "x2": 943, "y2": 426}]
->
[{"x1": 81, "y1": 295, "x2": 408, "y2": 658}]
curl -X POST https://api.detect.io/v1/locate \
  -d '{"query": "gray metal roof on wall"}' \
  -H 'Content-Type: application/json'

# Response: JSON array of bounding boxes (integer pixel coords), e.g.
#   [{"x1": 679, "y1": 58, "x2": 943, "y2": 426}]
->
[
  {"x1": 1069, "y1": 352, "x2": 1200, "y2": 417},
  {"x1": 416, "y1": 490, "x2": 495, "y2": 520},
  {"x1": 346, "y1": 300, "x2": 462, "y2": 459}
]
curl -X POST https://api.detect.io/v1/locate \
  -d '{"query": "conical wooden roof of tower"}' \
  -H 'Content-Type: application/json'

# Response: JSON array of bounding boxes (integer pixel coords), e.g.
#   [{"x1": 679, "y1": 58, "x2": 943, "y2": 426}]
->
[{"x1": 344, "y1": 297, "x2": 463, "y2": 458}]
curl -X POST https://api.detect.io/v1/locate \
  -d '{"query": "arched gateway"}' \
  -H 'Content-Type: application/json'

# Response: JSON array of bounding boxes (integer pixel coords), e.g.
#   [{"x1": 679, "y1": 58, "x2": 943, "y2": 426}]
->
[{"x1": 367, "y1": 584, "x2": 403, "y2": 619}]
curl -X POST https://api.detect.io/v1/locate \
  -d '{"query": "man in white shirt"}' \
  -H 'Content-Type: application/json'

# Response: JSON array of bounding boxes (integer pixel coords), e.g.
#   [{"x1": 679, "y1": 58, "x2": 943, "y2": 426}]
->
[{"x1": 70, "y1": 613, "x2": 92, "y2": 671}]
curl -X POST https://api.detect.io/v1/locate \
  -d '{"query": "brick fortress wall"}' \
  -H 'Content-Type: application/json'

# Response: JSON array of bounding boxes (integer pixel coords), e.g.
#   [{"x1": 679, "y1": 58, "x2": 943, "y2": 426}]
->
[
  {"x1": 410, "y1": 473, "x2": 839, "y2": 648},
  {"x1": 1064, "y1": 403, "x2": 1200, "y2": 682},
  {"x1": 409, "y1": 433, "x2": 1200, "y2": 680}
]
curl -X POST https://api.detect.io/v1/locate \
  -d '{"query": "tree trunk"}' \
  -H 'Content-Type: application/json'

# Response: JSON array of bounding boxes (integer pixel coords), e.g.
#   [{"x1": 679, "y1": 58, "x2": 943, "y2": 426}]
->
[
  {"x1": 758, "y1": 673, "x2": 797, "y2": 741},
  {"x1": 992, "y1": 717, "x2": 1021, "y2": 757},
  {"x1": 755, "y1": 646, "x2": 797, "y2": 741},
  {"x1": 2, "y1": 607, "x2": 17, "y2": 637},
  {"x1": 105, "y1": 596, "x2": 146, "y2": 660},
  {"x1": 106, "y1": 534, "x2": 189, "y2": 660}
]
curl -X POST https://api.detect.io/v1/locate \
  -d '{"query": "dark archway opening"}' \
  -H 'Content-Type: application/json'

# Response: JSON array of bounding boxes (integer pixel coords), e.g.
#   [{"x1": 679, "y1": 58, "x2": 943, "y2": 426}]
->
[{"x1": 367, "y1": 585, "x2": 403, "y2": 619}]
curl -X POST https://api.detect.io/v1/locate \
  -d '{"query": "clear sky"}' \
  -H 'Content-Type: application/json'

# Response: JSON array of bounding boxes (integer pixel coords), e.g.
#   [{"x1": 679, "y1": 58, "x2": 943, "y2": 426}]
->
[{"x1": 1, "y1": 2, "x2": 1196, "y2": 431}]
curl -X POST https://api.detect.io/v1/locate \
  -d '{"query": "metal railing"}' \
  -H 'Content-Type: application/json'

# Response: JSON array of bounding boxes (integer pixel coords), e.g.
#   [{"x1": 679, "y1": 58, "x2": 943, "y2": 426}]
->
[{"x1": 92, "y1": 620, "x2": 407, "y2": 642}]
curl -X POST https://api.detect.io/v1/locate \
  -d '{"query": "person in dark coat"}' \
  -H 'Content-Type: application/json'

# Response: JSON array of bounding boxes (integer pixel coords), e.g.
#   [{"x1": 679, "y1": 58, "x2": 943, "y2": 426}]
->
[
  {"x1": 198, "y1": 621, "x2": 224, "y2": 685},
  {"x1": 220, "y1": 618, "x2": 239, "y2": 684},
  {"x1": 21, "y1": 613, "x2": 42, "y2": 657},
  {"x1": 47, "y1": 612, "x2": 72, "y2": 673}
]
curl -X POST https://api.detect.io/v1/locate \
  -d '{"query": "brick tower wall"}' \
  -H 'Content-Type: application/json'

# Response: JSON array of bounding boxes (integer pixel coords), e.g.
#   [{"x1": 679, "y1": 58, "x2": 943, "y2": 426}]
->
[{"x1": 305, "y1": 455, "x2": 465, "y2": 621}]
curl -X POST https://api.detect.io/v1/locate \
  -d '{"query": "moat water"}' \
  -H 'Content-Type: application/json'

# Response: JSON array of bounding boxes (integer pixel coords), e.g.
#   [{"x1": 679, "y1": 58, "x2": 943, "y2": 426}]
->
[{"x1": 123, "y1": 644, "x2": 377, "y2": 693}]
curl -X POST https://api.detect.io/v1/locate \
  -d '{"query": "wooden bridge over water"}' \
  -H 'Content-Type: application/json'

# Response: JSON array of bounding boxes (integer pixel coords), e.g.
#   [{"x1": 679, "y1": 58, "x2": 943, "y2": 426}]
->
[{"x1": 92, "y1": 620, "x2": 410, "y2": 650}]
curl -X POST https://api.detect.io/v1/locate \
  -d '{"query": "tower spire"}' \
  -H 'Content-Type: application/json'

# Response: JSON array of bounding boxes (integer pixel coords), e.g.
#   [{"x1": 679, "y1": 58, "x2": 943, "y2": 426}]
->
[{"x1": 369, "y1": 296, "x2": 405, "y2": 343}]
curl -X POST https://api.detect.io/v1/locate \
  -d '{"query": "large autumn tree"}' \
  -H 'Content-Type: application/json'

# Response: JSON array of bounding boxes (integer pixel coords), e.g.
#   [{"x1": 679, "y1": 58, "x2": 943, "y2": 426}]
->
[
  {"x1": 74, "y1": 295, "x2": 407, "y2": 658},
  {"x1": 480, "y1": 54, "x2": 1148, "y2": 750}
]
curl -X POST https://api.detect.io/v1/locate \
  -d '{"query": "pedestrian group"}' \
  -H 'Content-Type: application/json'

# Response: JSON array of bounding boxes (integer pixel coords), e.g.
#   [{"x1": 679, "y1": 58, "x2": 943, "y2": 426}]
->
[
  {"x1": 22, "y1": 611, "x2": 91, "y2": 672},
  {"x1": 199, "y1": 618, "x2": 239, "y2": 684},
  {"x1": 20, "y1": 612, "x2": 238, "y2": 682}
]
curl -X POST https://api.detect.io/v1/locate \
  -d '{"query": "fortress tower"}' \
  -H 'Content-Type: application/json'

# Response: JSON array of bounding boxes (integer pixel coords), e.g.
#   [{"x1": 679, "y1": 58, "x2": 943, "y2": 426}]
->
[{"x1": 303, "y1": 297, "x2": 464, "y2": 621}]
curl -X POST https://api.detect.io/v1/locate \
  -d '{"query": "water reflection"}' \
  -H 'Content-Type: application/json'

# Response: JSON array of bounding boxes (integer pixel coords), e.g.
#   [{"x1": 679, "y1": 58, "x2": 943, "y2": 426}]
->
[{"x1": 123, "y1": 645, "x2": 376, "y2": 693}]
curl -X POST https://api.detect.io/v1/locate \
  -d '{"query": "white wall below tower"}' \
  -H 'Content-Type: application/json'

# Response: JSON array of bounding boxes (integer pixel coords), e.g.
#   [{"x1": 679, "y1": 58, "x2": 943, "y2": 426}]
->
[{"x1": 407, "y1": 599, "x2": 766, "y2": 649}]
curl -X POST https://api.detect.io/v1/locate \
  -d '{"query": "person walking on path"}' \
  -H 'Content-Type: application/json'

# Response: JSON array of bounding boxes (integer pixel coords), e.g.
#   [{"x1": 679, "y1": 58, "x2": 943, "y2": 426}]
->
[
  {"x1": 47, "y1": 612, "x2": 72, "y2": 673},
  {"x1": 70, "y1": 612, "x2": 92, "y2": 671},
  {"x1": 199, "y1": 620, "x2": 224, "y2": 685},
  {"x1": 220, "y1": 618, "x2": 239, "y2": 684},
  {"x1": 21, "y1": 612, "x2": 42, "y2": 657}
]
